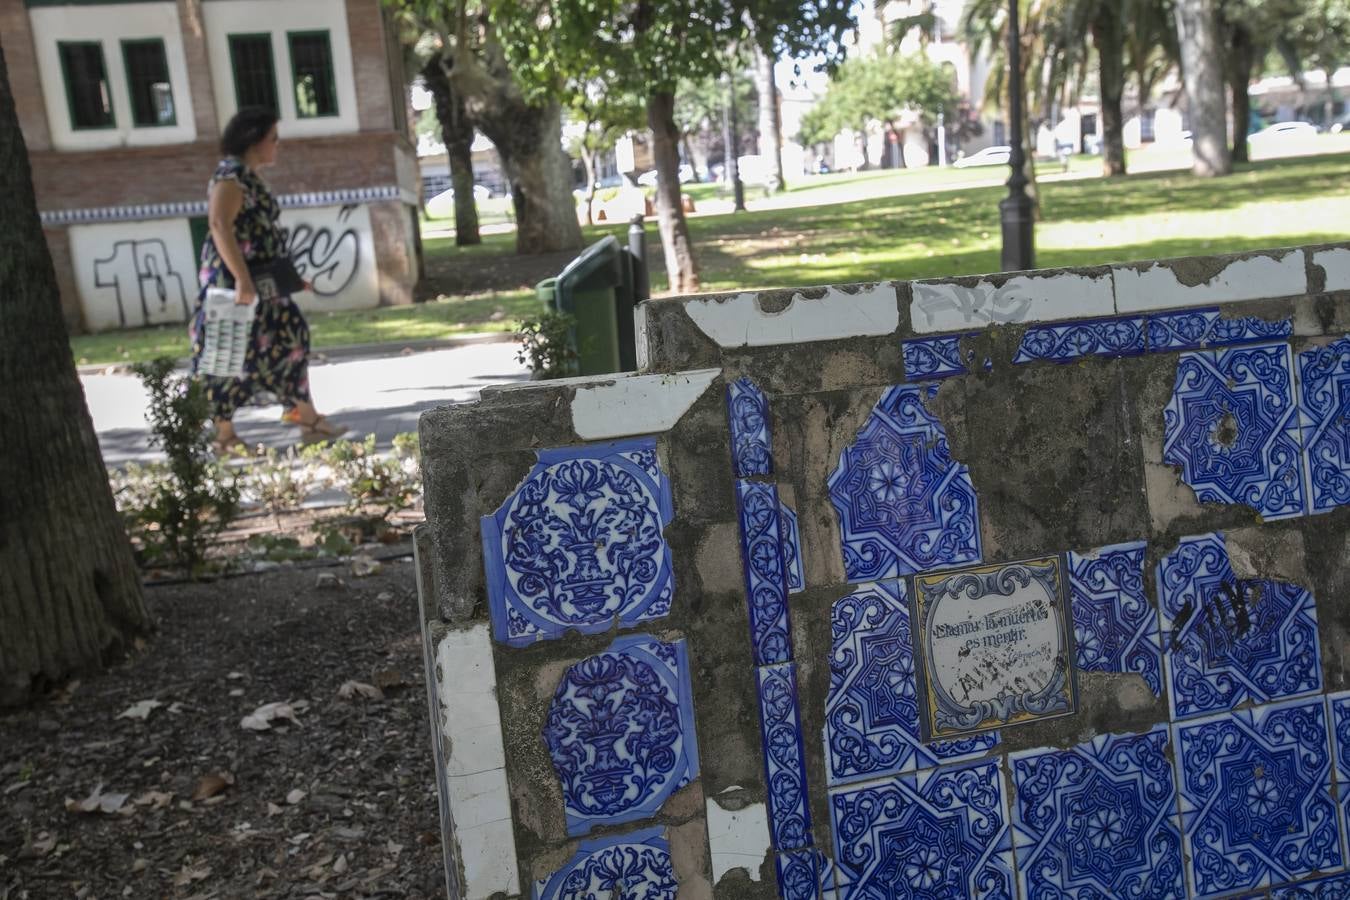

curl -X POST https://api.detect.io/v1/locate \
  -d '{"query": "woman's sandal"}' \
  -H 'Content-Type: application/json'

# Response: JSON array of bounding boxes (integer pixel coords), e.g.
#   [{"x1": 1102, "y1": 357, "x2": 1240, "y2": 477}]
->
[{"x1": 299, "y1": 415, "x2": 347, "y2": 443}]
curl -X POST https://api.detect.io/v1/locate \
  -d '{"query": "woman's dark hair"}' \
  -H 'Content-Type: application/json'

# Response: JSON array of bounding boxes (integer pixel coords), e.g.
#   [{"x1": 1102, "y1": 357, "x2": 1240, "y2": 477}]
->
[{"x1": 220, "y1": 107, "x2": 279, "y2": 157}]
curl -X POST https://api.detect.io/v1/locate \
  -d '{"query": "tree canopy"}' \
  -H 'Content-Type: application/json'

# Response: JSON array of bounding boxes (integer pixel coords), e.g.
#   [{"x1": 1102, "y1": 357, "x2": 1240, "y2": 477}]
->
[{"x1": 797, "y1": 52, "x2": 958, "y2": 146}]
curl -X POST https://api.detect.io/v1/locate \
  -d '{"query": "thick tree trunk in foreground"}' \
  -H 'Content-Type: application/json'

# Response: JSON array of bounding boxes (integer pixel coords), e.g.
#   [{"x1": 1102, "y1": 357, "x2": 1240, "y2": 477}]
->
[
  {"x1": 0, "y1": 45, "x2": 149, "y2": 707},
  {"x1": 647, "y1": 91, "x2": 700, "y2": 294},
  {"x1": 452, "y1": 42, "x2": 582, "y2": 254},
  {"x1": 1174, "y1": 0, "x2": 1232, "y2": 176},
  {"x1": 421, "y1": 57, "x2": 481, "y2": 246},
  {"x1": 753, "y1": 43, "x2": 786, "y2": 191},
  {"x1": 1092, "y1": 3, "x2": 1127, "y2": 176},
  {"x1": 1228, "y1": 25, "x2": 1254, "y2": 164}
]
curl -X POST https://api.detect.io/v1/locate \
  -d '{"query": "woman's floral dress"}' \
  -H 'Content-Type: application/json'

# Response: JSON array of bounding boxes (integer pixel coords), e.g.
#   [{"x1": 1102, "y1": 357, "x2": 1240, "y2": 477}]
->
[{"x1": 190, "y1": 157, "x2": 311, "y2": 421}]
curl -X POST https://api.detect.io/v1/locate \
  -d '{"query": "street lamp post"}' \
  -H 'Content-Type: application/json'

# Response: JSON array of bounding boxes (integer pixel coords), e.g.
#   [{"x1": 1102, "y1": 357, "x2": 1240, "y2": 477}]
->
[{"x1": 1000, "y1": 0, "x2": 1034, "y2": 271}]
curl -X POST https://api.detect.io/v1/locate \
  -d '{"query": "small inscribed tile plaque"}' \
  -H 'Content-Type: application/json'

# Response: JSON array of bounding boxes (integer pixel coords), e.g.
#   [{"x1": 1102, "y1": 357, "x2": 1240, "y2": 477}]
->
[{"x1": 911, "y1": 556, "x2": 1077, "y2": 740}]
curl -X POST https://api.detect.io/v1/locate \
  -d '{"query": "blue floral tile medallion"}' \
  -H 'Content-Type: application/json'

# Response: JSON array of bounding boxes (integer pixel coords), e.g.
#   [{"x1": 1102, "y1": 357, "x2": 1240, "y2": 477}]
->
[
  {"x1": 727, "y1": 376, "x2": 774, "y2": 477},
  {"x1": 828, "y1": 758, "x2": 1015, "y2": 899},
  {"x1": 480, "y1": 437, "x2": 675, "y2": 646},
  {"x1": 543, "y1": 635, "x2": 700, "y2": 836},
  {"x1": 533, "y1": 826, "x2": 676, "y2": 900},
  {"x1": 1008, "y1": 724, "x2": 1184, "y2": 900},
  {"x1": 825, "y1": 580, "x2": 997, "y2": 786},
  {"x1": 1157, "y1": 533, "x2": 1322, "y2": 720},
  {"x1": 1298, "y1": 336, "x2": 1350, "y2": 514},
  {"x1": 775, "y1": 849, "x2": 825, "y2": 900},
  {"x1": 1067, "y1": 541, "x2": 1162, "y2": 695},
  {"x1": 1173, "y1": 696, "x2": 1342, "y2": 898},
  {"x1": 911, "y1": 556, "x2": 1076, "y2": 740},
  {"x1": 1163, "y1": 341, "x2": 1306, "y2": 520},
  {"x1": 757, "y1": 662, "x2": 813, "y2": 851},
  {"x1": 827, "y1": 384, "x2": 981, "y2": 582}
]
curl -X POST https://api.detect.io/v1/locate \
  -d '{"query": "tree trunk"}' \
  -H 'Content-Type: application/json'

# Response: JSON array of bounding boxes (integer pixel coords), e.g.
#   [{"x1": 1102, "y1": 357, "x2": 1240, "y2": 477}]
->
[
  {"x1": 1092, "y1": 4, "x2": 1127, "y2": 176},
  {"x1": 1173, "y1": 0, "x2": 1232, "y2": 176},
  {"x1": 753, "y1": 43, "x2": 786, "y2": 191},
  {"x1": 858, "y1": 128, "x2": 871, "y2": 169},
  {"x1": 647, "y1": 91, "x2": 699, "y2": 294},
  {"x1": 0, "y1": 45, "x2": 150, "y2": 707},
  {"x1": 421, "y1": 56, "x2": 481, "y2": 246},
  {"x1": 580, "y1": 145, "x2": 597, "y2": 226},
  {"x1": 451, "y1": 42, "x2": 583, "y2": 254},
  {"x1": 1228, "y1": 24, "x2": 1254, "y2": 164}
]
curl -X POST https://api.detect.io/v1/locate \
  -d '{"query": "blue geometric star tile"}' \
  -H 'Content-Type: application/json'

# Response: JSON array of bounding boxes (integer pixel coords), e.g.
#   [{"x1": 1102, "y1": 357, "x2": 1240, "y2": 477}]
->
[
  {"x1": 543, "y1": 635, "x2": 700, "y2": 836},
  {"x1": 1173, "y1": 696, "x2": 1342, "y2": 898},
  {"x1": 1008, "y1": 724, "x2": 1185, "y2": 900},
  {"x1": 736, "y1": 480, "x2": 794, "y2": 665},
  {"x1": 1013, "y1": 315, "x2": 1146, "y2": 364},
  {"x1": 757, "y1": 662, "x2": 813, "y2": 851},
  {"x1": 1297, "y1": 336, "x2": 1350, "y2": 514},
  {"x1": 1327, "y1": 691, "x2": 1350, "y2": 851},
  {"x1": 1157, "y1": 533, "x2": 1322, "y2": 720},
  {"x1": 1147, "y1": 308, "x2": 1221, "y2": 351},
  {"x1": 829, "y1": 758, "x2": 1015, "y2": 899},
  {"x1": 902, "y1": 332, "x2": 983, "y2": 380},
  {"x1": 775, "y1": 849, "x2": 826, "y2": 900},
  {"x1": 824, "y1": 581, "x2": 997, "y2": 786},
  {"x1": 1163, "y1": 341, "x2": 1307, "y2": 520},
  {"x1": 480, "y1": 437, "x2": 675, "y2": 647},
  {"x1": 779, "y1": 500, "x2": 805, "y2": 594},
  {"x1": 533, "y1": 826, "x2": 677, "y2": 899},
  {"x1": 827, "y1": 384, "x2": 981, "y2": 582},
  {"x1": 1271, "y1": 871, "x2": 1350, "y2": 898},
  {"x1": 1068, "y1": 541, "x2": 1163, "y2": 696},
  {"x1": 728, "y1": 376, "x2": 773, "y2": 477}
]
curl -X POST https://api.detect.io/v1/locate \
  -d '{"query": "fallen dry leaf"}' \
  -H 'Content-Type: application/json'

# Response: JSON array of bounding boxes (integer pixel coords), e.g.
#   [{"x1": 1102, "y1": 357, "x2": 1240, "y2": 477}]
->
[
  {"x1": 132, "y1": 790, "x2": 173, "y2": 810},
  {"x1": 351, "y1": 555, "x2": 381, "y2": 577},
  {"x1": 333, "y1": 854, "x2": 349, "y2": 875},
  {"x1": 116, "y1": 699, "x2": 164, "y2": 721},
  {"x1": 191, "y1": 772, "x2": 235, "y2": 801},
  {"x1": 266, "y1": 801, "x2": 284, "y2": 817},
  {"x1": 285, "y1": 788, "x2": 306, "y2": 805},
  {"x1": 372, "y1": 669, "x2": 406, "y2": 690},
  {"x1": 172, "y1": 864, "x2": 211, "y2": 887},
  {"x1": 240, "y1": 701, "x2": 301, "y2": 731},
  {"x1": 65, "y1": 783, "x2": 129, "y2": 815},
  {"x1": 337, "y1": 681, "x2": 383, "y2": 701},
  {"x1": 131, "y1": 858, "x2": 148, "y2": 873}
]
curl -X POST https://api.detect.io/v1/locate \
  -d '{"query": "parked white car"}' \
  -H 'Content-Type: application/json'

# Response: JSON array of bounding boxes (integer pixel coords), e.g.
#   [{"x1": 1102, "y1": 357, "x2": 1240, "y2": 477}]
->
[
  {"x1": 636, "y1": 165, "x2": 696, "y2": 186},
  {"x1": 1248, "y1": 121, "x2": 1317, "y2": 142},
  {"x1": 953, "y1": 145, "x2": 1012, "y2": 168}
]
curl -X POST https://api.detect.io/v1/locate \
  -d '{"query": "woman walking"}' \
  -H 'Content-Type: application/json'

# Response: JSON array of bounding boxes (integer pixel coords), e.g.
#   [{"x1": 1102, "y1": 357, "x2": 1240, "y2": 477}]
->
[{"x1": 190, "y1": 107, "x2": 343, "y2": 451}]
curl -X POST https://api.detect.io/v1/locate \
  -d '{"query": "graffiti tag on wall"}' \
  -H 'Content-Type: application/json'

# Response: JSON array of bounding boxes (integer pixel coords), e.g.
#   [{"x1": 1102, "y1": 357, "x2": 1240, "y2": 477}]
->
[
  {"x1": 92, "y1": 238, "x2": 191, "y2": 329},
  {"x1": 282, "y1": 204, "x2": 361, "y2": 297}
]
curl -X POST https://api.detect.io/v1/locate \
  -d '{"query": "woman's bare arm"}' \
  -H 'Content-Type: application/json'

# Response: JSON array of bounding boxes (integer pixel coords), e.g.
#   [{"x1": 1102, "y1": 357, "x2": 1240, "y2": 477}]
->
[{"x1": 207, "y1": 180, "x2": 256, "y2": 305}]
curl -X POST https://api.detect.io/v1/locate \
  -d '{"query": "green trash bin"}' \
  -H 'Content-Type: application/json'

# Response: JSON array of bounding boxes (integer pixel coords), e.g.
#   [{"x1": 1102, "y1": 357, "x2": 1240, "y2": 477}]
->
[
  {"x1": 535, "y1": 277, "x2": 558, "y2": 309},
  {"x1": 550, "y1": 236, "x2": 634, "y2": 376}
]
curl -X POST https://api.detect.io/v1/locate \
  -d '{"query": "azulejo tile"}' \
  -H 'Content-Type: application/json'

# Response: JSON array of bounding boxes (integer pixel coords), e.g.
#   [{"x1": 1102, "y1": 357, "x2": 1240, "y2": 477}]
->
[
  {"x1": 480, "y1": 437, "x2": 675, "y2": 647},
  {"x1": 1173, "y1": 696, "x2": 1342, "y2": 898},
  {"x1": 1328, "y1": 691, "x2": 1350, "y2": 848},
  {"x1": 728, "y1": 376, "x2": 773, "y2": 477},
  {"x1": 1162, "y1": 341, "x2": 1306, "y2": 520},
  {"x1": 827, "y1": 384, "x2": 981, "y2": 582},
  {"x1": 1157, "y1": 533, "x2": 1322, "y2": 720},
  {"x1": 1207, "y1": 315, "x2": 1294, "y2": 347},
  {"x1": 533, "y1": 826, "x2": 676, "y2": 899},
  {"x1": 1271, "y1": 871, "x2": 1350, "y2": 898},
  {"x1": 1067, "y1": 541, "x2": 1162, "y2": 696},
  {"x1": 1012, "y1": 315, "x2": 1146, "y2": 364},
  {"x1": 911, "y1": 556, "x2": 1076, "y2": 740},
  {"x1": 736, "y1": 480, "x2": 793, "y2": 665},
  {"x1": 1298, "y1": 336, "x2": 1350, "y2": 514},
  {"x1": 825, "y1": 581, "x2": 997, "y2": 786},
  {"x1": 902, "y1": 332, "x2": 982, "y2": 381},
  {"x1": 775, "y1": 849, "x2": 825, "y2": 900},
  {"x1": 1009, "y1": 724, "x2": 1184, "y2": 900},
  {"x1": 829, "y1": 758, "x2": 1015, "y2": 899},
  {"x1": 779, "y1": 500, "x2": 805, "y2": 594},
  {"x1": 757, "y1": 662, "x2": 813, "y2": 851},
  {"x1": 1146, "y1": 308, "x2": 1220, "y2": 351},
  {"x1": 543, "y1": 635, "x2": 700, "y2": 836}
]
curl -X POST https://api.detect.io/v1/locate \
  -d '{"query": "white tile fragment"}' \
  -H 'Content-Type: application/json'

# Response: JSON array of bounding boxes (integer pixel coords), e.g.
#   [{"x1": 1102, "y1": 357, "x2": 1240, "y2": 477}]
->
[
  {"x1": 571, "y1": 369, "x2": 720, "y2": 440},
  {"x1": 683, "y1": 283, "x2": 899, "y2": 348},
  {"x1": 1113, "y1": 251, "x2": 1306, "y2": 313},
  {"x1": 910, "y1": 270, "x2": 1114, "y2": 334},
  {"x1": 705, "y1": 795, "x2": 771, "y2": 884},
  {"x1": 1313, "y1": 246, "x2": 1350, "y2": 293}
]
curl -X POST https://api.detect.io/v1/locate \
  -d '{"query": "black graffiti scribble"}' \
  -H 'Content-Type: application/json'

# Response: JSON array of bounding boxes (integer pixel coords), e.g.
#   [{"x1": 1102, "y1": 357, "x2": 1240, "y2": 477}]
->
[
  {"x1": 281, "y1": 204, "x2": 361, "y2": 297},
  {"x1": 92, "y1": 239, "x2": 190, "y2": 328},
  {"x1": 1169, "y1": 579, "x2": 1256, "y2": 653}
]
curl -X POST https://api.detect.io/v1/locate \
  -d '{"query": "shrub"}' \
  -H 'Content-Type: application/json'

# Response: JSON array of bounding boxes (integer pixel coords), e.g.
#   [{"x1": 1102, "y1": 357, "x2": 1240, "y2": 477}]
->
[
  {"x1": 514, "y1": 312, "x2": 579, "y2": 379},
  {"x1": 241, "y1": 446, "x2": 318, "y2": 528},
  {"x1": 303, "y1": 433, "x2": 421, "y2": 519}
]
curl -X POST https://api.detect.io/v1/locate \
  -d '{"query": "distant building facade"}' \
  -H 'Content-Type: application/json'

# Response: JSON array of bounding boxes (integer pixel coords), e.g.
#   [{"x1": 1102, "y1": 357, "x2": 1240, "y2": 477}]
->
[{"x1": 4, "y1": 0, "x2": 421, "y2": 333}]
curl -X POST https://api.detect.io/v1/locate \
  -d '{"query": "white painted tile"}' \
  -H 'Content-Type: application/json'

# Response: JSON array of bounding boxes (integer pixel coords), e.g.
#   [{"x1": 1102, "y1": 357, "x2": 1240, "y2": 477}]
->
[
  {"x1": 910, "y1": 270, "x2": 1114, "y2": 334},
  {"x1": 682, "y1": 283, "x2": 899, "y2": 348},
  {"x1": 1113, "y1": 251, "x2": 1306, "y2": 313},
  {"x1": 705, "y1": 796, "x2": 771, "y2": 883},
  {"x1": 1313, "y1": 246, "x2": 1350, "y2": 292},
  {"x1": 571, "y1": 369, "x2": 720, "y2": 440},
  {"x1": 634, "y1": 301, "x2": 651, "y2": 372},
  {"x1": 437, "y1": 624, "x2": 496, "y2": 691},
  {"x1": 446, "y1": 768, "x2": 512, "y2": 830},
  {"x1": 458, "y1": 818, "x2": 521, "y2": 899}
]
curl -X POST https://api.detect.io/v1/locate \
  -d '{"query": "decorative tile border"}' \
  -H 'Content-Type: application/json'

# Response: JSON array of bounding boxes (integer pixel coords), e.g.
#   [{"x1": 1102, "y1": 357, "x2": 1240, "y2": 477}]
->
[
  {"x1": 735, "y1": 480, "x2": 793, "y2": 666},
  {"x1": 533, "y1": 827, "x2": 676, "y2": 899},
  {"x1": 779, "y1": 500, "x2": 804, "y2": 594},
  {"x1": 756, "y1": 663, "x2": 813, "y2": 851},
  {"x1": 774, "y1": 849, "x2": 825, "y2": 900},
  {"x1": 1298, "y1": 336, "x2": 1350, "y2": 514},
  {"x1": 1012, "y1": 315, "x2": 1146, "y2": 364},
  {"x1": 728, "y1": 377, "x2": 773, "y2": 477},
  {"x1": 902, "y1": 332, "x2": 983, "y2": 380},
  {"x1": 479, "y1": 438, "x2": 675, "y2": 647},
  {"x1": 1067, "y1": 541, "x2": 1162, "y2": 696},
  {"x1": 39, "y1": 185, "x2": 404, "y2": 226}
]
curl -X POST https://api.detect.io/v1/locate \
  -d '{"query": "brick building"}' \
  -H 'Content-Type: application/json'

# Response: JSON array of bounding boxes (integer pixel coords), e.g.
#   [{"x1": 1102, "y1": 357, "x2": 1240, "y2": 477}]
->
[{"x1": 3, "y1": 0, "x2": 421, "y2": 333}]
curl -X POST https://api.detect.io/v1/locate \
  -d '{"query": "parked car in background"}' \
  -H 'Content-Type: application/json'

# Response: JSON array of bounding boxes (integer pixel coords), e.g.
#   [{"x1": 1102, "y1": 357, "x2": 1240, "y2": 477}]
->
[
  {"x1": 636, "y1": 165, "x2": 696, "y2": 186},
  {"x1": 953, "y1": 145, "x2": 1011, "y2": 168},
  {"x1": 1248, "y1": 121, "x2": 1318, "y2": 142}
]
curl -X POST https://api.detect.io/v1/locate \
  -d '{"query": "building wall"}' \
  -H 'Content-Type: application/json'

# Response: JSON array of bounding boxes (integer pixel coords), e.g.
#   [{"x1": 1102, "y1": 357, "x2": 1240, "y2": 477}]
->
[{"x1": 2, "y1": 0, "x2": 53, "y2": 151}]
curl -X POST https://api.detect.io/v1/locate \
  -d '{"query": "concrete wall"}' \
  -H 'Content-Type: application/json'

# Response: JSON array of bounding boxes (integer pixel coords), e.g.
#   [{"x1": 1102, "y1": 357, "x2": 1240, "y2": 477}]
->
[{"x1": 417, "y1": 241, "x2": 1350, "y2": 899}]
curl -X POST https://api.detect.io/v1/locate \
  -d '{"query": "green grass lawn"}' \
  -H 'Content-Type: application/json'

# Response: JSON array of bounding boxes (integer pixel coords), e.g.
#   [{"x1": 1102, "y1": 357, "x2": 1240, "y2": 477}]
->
[{"x1": 72, "y1": 148, "x2": 1350, "y2": 366}]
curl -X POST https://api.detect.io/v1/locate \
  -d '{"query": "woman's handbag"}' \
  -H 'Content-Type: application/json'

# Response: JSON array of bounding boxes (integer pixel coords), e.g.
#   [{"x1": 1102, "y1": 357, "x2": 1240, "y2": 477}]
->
[
  {"x1": 247, "y1": 255, "x2": 306, "y2": 301},
  {"x1": 197, "y1": 288, "x2": 258, "y2": 378}
]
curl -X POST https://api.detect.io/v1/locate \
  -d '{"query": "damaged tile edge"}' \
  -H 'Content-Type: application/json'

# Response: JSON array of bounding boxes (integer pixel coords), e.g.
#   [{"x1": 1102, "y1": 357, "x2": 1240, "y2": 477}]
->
[
  {"x1": 705, "y1": 794, "x2": 772, "y2": 884},
  {"x1": 1113, "y1": 248, "x2": 1308, "y2": 313},
  {"x1": 1312, "y1": 246, "x2": 1350, "y2": 293},
  {"x1": 570, "y1": 368, "x2": 722, "y2": 440},
  {"x1": 682, "y1": 283, "x2": 900, "y2": 348},
  {"x1": 909, "y1": 268, "x2": 1116, "y2": 335}
]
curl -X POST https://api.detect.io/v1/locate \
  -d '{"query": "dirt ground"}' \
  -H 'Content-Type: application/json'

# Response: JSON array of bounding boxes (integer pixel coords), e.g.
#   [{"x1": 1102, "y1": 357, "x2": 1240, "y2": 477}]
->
[{"x1": 0, "y1": 558, "x2": 446, "y2": 899}]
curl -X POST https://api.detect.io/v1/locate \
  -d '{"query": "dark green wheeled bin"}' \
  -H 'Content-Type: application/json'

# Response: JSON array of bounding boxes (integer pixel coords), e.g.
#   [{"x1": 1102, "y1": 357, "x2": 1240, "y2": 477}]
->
[{"x1": 536, "y1": 235, "x2": 640, "y2": 376}]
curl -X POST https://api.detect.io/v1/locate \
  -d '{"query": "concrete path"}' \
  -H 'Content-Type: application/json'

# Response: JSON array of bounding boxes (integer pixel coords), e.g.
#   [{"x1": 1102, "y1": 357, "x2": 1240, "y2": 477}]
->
[{"x1": 88, "y1": 339, "x2": 531, "y2": 466}]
